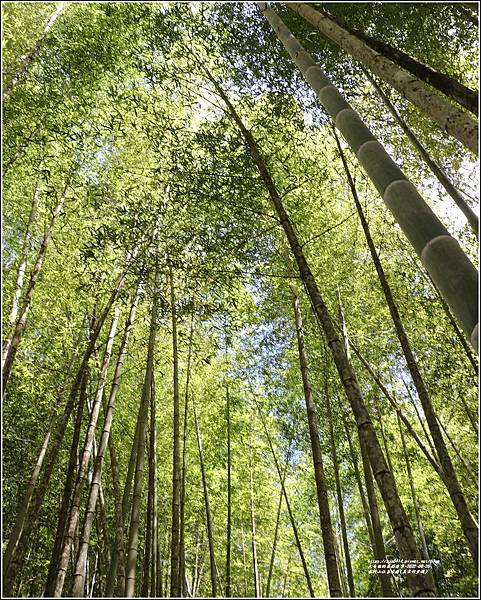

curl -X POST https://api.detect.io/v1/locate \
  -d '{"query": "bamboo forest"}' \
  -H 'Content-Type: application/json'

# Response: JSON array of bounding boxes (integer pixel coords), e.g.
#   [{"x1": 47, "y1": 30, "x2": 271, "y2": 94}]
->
[{"x1": 1, "y1": 2, "x2": 479, "y2": 598}]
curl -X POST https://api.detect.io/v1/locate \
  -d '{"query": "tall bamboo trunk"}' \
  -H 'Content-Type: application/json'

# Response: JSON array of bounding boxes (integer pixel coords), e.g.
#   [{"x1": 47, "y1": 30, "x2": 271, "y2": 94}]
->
[
  {"x1": 364, "y1": 71, "x2": 478, "y2": 236},
  {"x1": 141, "y1": 427, "x2": 154, "y2": 598},
  {"x1": 291, "y1": 289, "x2": 342, "y2": 596},
  {"x1": 150, "y1": 373, "x2": 158, "y2": 598},
  {"x1": 72, "y1": 291, "x2": 140, "y2": 596},
  {"x1": 225, "y1": 382, "x2": 232, "y2": 598},
  {"x1": 337, "y1": 295, "x2": 396, "y2": 597},
  {"x1": 257, "y1": 2, "x2": 479, "y2": 354},
  {"x1": 265, "y1": 466, "x2": 285, "y2": 598},
  {"x1": 436, "y1": 415, "x2": 477, "y2": 483},
  {"x1": 285, "y1": 2, "x2": 478, "y2": 151},
  {"x1": 3, "y1": 2, "x2": 66, "y2": 100},
  {"x1": 375, "y1": 399, "x2": 395, "y2": 477},
  {"x1": 3, "y1": 274, "x2": 125, "y2": 596},
  {"x1": 141, "y1": 374, "x2": 159, "y2": 598},
  {"x1": 3, "y1": 180, "x2": 70, "y2": 393},
  {"x1": 193, "y1": 392, "x2": 217, "y2": 597},
  {"x1": 179, "y1": 315, "x2": 195, "y2": 596},
  {"x1": 346, "y1": 334, "x2": 442, "y2": 477},
  {"x1": 124, "y1": 277, "x2": 158, "y2": 597},
  {"x1": 209, "y1": 70, "x2": 435, "y2": 597},
  {"x1": 5, "y1": 168, "x2": 41, "y2": 335},
  {"x1": 403, "y1": 380, "x2": 439, "y2": 466},
  {"x1": 96, "y1": 472, "x2": 110, "y2": 595},
  {"x1": 104, "y1": 433, "x2": 125, "y2": 597},
  {"x1": 170, "y1": 266, "x2": 182, "y2": 598},
  {"x1": 334, "y1": 132, "x2": 479, "y2": 566},
  {"x1": 241, "y1": 524, "x2": 248, "y2": 597},
  {"x1": 52, "y1": 307, "x2": 120, "y2": 596},
  {"x1": 342, "y1": 413, "x2": 375, "y2": 553},
  {"x1": 397, "y1": 414, "x2": 431, "y2": 563},
  {"x1": 249, "y1": 447, "x2": 260, "y2": 598},
  {"x1": 359, "y1": 425, "x2": 395, "y2": 597},
  {"x1": 89, "y1": 436, "x2": 109, "y2": 598},
  {"x1": 44, "y1": 369, "x2": 88, "y2": 596},
  {"x1": 257, "y1": 408, "x2": 316, "y2": 598},
  {"x1": 324, "y1": 362, "x2": 356, "y2": 596}
]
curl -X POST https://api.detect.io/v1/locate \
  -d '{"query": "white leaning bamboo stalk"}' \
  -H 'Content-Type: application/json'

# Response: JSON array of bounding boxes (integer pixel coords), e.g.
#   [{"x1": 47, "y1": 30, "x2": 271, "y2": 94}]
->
[{"x1": 287, "y1": 2, "x2": 478, "y2": 154}]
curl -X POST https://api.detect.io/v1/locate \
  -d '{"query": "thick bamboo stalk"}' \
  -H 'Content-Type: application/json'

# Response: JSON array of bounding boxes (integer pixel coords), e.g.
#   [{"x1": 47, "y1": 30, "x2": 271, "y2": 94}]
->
[
  {"x1": 364, "y1": 70, "x2": 479, "y2": 237},
  {"x1": 258, "y1": 2, "x2": 479, "y2": 353}
]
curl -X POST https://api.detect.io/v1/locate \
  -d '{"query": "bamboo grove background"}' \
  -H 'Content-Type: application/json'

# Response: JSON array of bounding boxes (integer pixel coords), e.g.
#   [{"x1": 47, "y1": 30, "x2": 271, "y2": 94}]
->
[{"x1": 2, "y1": 2, "x2": 479, "y2": 598}]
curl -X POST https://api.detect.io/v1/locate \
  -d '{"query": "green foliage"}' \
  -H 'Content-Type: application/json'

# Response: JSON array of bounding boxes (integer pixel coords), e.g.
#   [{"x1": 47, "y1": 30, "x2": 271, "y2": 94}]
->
[{"x1": 2, "y1": 2, "x2": 478, "y2": 598}]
